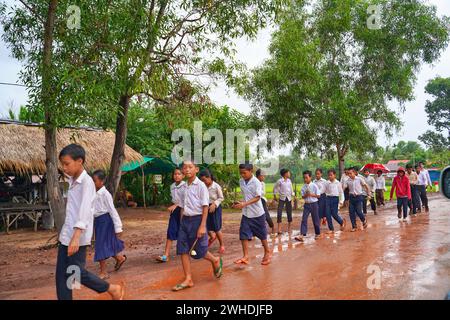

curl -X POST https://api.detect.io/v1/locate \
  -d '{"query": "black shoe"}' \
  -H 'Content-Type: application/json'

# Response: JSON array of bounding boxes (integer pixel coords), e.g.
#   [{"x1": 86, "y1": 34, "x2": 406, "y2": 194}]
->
[{"x1": 397, "y1": 211, "x2": 402, "y2": 219}]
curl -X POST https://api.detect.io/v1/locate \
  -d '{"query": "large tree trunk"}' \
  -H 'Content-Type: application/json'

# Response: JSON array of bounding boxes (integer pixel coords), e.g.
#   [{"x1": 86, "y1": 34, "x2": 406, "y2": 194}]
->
[
  {"x1": 337, "y1": 144, "x2": 347, "y2": 180},
  {"x1": 106, "y1": 95, "x2": 130, "y2": 197},
  {"x1": 41, "y1": 0, "x2": 65, "y2": 231}
]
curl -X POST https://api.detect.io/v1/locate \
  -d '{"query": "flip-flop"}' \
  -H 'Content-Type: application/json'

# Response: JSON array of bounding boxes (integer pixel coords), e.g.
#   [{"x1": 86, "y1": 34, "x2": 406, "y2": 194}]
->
[
  {"x1": 115, "y1": 255, "x2": 127, "y2": 271},
  {"x1": 214, "y1": 257, "x2": 223, "y2": 278},
  {"x1": 156, "y1": 255, "x2": 169, "y2": 263},
  {"x1": 261, "y1": 256, "x2": 272, "y2": 266},
  {"x1": 172, "y1": 283, "x2": 193, "y2": 292},
  {"x1": 234, "y1": 258, "x2": 249, "y2": 265},
  {"x1": 208, "y1": 236, "x2": 217, "y2": 247}
]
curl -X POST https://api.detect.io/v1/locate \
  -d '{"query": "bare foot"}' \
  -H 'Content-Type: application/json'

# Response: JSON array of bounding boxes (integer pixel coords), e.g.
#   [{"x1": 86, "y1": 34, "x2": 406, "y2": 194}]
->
[
  {"x1": 109, "y1": 282, "x2": 125, "y2": 300},
  {"x1": 261, "y1": 254, "x2": 272, "y2": 265},
  {"x1": 234, "y1": 257, "x2": 249, "y2": 265}
]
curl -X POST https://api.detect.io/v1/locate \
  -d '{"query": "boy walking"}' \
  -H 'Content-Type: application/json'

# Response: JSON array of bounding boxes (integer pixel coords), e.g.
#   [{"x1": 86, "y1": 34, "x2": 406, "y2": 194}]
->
[
  {"x1": 344, "y1": 168, "x2": 370, "y2": 232},
  {"x1": 417, "y1": 162, "x2": 432, "y2": 213},
  {"x1": 362, "y1": 168, "x2": 377, "y2": 215},
  {"x1": 314, "y1": 168, "x2": 328, "y2": 226},
  {"x1": 374, "y1": 170, "x2": 386, "y2": 206},
  {"x1": 56, "y1": 144, "x2": 124, "y2": 300},
  {"x1": 406, "y1": 164, "x2": 419, "y2": 216},
  {"x1": 325, "y1": 169, "x2": 346, "y2": 232},
  {"x1": 295, "y1": 171, "x2": 321, "y2": 242},
  {"x1": 273, "y1": 168, "x2": 295, "y2": 234},
  {"x1": 233, "y1": 163, "x2": 271, "y2": 266},
  {"x1": 172, "y1": 160, "x2": 223, "y2": 291}
]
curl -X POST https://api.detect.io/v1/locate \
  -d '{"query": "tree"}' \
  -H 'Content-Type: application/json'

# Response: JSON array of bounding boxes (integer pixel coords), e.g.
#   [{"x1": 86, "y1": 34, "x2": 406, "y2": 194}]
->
[
  {"x1": 243, "y1": 0, "x2": 449, "y2": 178},
  {"x1": 419, "y1": 77, "x2": 450, "y2": 152}
]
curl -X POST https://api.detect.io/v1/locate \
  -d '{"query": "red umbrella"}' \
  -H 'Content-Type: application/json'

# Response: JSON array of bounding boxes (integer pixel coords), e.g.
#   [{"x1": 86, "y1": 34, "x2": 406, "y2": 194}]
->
[{"x1": 360, "y1": 163, "x2": 390, "y2": 174}]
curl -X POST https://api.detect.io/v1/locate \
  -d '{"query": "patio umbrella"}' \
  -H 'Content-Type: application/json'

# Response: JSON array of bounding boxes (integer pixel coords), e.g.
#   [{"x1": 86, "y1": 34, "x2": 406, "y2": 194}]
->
[{"x1": 360, "y1": 163, "x2": 390, "y2": 174}]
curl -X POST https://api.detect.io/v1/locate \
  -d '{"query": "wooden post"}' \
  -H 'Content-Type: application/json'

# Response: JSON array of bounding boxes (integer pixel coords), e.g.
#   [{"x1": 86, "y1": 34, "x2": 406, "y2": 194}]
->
[{"x1": 141, "y1": 166, "x2": 146, "y2": 208}]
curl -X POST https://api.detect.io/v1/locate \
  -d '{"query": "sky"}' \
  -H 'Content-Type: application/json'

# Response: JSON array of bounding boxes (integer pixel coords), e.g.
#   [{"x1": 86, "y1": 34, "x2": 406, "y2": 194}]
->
[{"x1": 0, "y1": 0, "x2": 449, "y2": 150}]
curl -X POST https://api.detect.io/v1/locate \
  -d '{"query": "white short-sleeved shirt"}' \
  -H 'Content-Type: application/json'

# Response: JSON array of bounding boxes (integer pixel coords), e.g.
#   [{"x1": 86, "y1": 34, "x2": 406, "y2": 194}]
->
[
  {"x1": 375, "y1": 176, "x2": 386, "y2": 190},
  {"x1": 59, "y1": 170, "x2": 96, "y2": 246},
  {"x1": 207, "y1": 181, "x2": 224, "y2": 207},
  {"x1": 170, "y1": 181, "x2": 186, "y2": 207},
  {"x1": 344, "y1": 176, "x2": 368, "y2": 196},
  {"x1": 239, "y1": 176, "x2": 265, "y2": 218},
  {"x1": 181, "y1": 177, "x2": 209, "y2": 216},
  {"x1": 273, "y1": 178, "x2": 294, "y2": 201},
  {"x1": 362, "y1": 175, "x2": 376, "y2": 196},
  {"x1": 301, "y1": 182, "x2": 320, "y2": 203},
  {"x1": 260, "y1": 181, "x2": 267, "y2": 201},
  {"x1": 314, "y1": 178, "x2": 327, "y2": 195},
  {"x1": 325, "y1": 180, "x2": 344, "y2": 199},
  {"x1": 93, "y1": 186, "x2": 123, "y2": 233},
  {"x1": 418, "y1": 170, "x2": 432, "y2": 186}
]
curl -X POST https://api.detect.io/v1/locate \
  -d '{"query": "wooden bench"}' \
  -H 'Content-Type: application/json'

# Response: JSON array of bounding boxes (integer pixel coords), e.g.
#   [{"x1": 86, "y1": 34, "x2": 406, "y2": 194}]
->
[{"x1": 0, "y1": 203, "x2": 51, "y2": 233}]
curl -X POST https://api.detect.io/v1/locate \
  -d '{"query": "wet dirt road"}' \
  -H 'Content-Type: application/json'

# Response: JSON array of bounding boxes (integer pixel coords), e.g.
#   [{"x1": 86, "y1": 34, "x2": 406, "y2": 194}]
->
[{"x1": 0, "y1": 194, "x2": 449, "y2": 300}]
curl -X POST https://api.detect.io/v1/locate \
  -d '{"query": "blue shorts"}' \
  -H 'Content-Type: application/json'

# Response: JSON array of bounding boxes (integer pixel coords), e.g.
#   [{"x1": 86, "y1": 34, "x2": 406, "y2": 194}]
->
[
  {"x1": 167, "y1": 206, "x2": 181, "y2": 241},
  {"x1": 239, "y1": 215, "x2": 267, "y2": 241},
  {"x1": 176, "y1": 215, "x2": 208, "y2": 259},
  {"x1": 207, "y1": 204, "x2": 222, "y2": 232}
]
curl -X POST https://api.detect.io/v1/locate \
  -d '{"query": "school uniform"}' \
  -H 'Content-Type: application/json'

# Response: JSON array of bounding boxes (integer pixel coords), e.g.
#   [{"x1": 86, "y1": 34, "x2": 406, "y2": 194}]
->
[
  {"x1": 300, "y1": 182, "x2": 321, "y2": 236},
  {"x1": 273, "y1": 177, "x2": 294, "y2": 223},
  {"x1": 324, "y1": 180, "x2": 345, "y2": 231},
  {"x1": 390, "y1": 173, "x2": 412, "y2": 219},
  {"x1": 93, "y1": 186, "x2": 125, "y2": 262},
  {"x1": 176, "y1": 177, "x2": 209, "y2": 259},
  {"x1": 406, "y1": 171, "x2": 420, "y2": 214},
  {"x1": 239, "y1": 176, "x2": 267, "y2": 241},
  {"x1": 344, "y1": 176, "x2": 367, "y2": 229},
  {"x1": 167, "y1": 181, "x2": 186, "y2": 240},
  {"x1": 374, "y1": 176, "x2": 386, "y2": 206},
  {"x1": 314, "y1": 178, "x2": 327, "y2": 219},
  {"x1": 206, "y1": 181, "x2": 224, "y2": 232},
  {"x1": 361, "y1": 175, "x2": 377, "y2": 214},
  {"x1": 56, "y1": 170, "x2": 109, "y2": 300},
  {"x1": 260, "y1": 181, "x2": 274, "y2": 229},
  {"x1": 417, "y1": 169, "x2": 431, "y2": 211}
]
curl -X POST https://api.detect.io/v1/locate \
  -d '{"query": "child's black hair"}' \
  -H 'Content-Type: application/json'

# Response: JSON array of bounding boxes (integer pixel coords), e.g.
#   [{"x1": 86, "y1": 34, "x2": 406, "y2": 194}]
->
[
  {"x1": 303, "y1": 170, "x2": 312, "y2": 177},
  {"x1": 406, "y1": 164, "x2": 413, "y2": 169},
  {"x1": 315, "y1": 168, "x2": 323, "y2": 174},
  {"x1": 377, "y1": 169, "x2": 383, "y2": 174},
  {"x1": 239, "y1": 162, "x2": 253, "y2": 171},
  {"x1": 352, "y1": 166, "x2": 359, "y2": 172},
  {"x1": 280, "y1": 168, "x2": 289, "y2": 177},
  {"x1": 199, "y1": 168, "x2": 215, "y2": 181},
  {"x1": 255, "y1": 168, "x2": 264, "y2": 177},
  {"x1": 172, "y1": 167, "x2": 183, "y2": 179},
  {"x1": 363, "y1": 167, "x2": 370, "y2": 173},
  {"x1": 92, "y1": 169, "x2": 106, "y2": 181},
  {"x1": 59, "y1": 144, "x2": 86, "y2": 164},
  {"x1": 328, "y1": 169, "x2": 336, "y2": 175}
]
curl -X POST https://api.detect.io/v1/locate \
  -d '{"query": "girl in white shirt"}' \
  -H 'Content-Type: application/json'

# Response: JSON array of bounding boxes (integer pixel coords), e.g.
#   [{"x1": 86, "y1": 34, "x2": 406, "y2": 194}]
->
[
  {"x1": 92, "y1": 170, "x2": 127, "y2": 280},
  {"x1": 199, "y1": 169, "x2": 225, "y2": 254}
]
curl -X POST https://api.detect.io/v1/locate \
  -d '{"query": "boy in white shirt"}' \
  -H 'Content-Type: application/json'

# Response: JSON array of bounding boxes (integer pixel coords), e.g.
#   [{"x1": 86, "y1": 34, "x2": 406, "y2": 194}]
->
[
  {"x1": 172, "y1": 160, "x2": 222, "y2": 291},
  {"x1": 56, "y1": 144, "x2": 124, "y2": 300},
  {"x1": 233, "y1": 163, "x2": 271, "y2": 266},
  {"x1": 374, "y1": 170, "x2": 386, "y2": 206},
  {"x1": 256, "y1": 169, "x2": 275, "y2": 236},
  {"x1": 314, "y1": 168, "x2": 328, "y2": 226},
  {"x1": 344, "y1": 168, "x2": 370, "y2": 232},
  {"x1": 362, "y1": 168, "x2": 377, "y2": 215},
  {"x1": 273, "y1": 168, "x2": 295, "y2": 234},
  {"x1": 325, "y1": 169, "x2": 346, "y2": 232}
]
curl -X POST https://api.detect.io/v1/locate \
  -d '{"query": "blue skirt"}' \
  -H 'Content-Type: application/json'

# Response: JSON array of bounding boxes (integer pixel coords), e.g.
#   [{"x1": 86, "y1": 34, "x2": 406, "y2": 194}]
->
[
  {"x1": 94, "y1": 213, "x2": 124, "y2": 262},
  {"x1": 207, "y1": 204, "x2": 222, "y2": 232}
]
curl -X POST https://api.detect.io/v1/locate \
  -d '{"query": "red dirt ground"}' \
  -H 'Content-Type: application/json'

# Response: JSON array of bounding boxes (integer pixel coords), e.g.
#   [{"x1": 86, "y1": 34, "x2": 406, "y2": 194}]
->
[{"x1": 0, "y1": 194, "x2": 449, "y2": 300}]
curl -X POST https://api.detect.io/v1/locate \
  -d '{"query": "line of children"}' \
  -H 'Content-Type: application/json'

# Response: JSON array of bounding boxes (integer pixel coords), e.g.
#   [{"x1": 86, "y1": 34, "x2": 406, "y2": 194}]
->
[
  {"x1": 157, "y1": 167, "x2": 186, "y2": 262},
  {"x1": 273, "y1": 168, "x2": 295, "y2": 234},
  {"x1": 56, "y1": 144, "x2": 124, "y2": 300},
  {"x1": 390, "y1": 167, "x2": 412, "y2": 221},
  {"x1": 324, "y1": 169, "x2": 346, "y2": 232},
  {"x1": 233, "y1": 163, "x2": 272, "y2": 265},
  {"x1": 92, "y1": 170, "x2": 127, "y2": 279},
  {"x1": 256, "y1": 169, "x2": 275, "y2": 236},
  {"x1": 198, "y1": 169, "x2": 225, "y2": 254}
]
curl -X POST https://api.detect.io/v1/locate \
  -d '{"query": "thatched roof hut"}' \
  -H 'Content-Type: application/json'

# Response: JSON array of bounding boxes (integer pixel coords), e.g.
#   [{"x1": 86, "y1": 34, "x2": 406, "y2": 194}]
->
[{"x1": 0, "y1": 120, "x2": 142, "y2": 175}]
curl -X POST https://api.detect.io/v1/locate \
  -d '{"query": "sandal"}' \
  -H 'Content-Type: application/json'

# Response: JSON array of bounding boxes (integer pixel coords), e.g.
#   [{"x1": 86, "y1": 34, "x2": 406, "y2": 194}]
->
[
  {"x1": 261, "y1": 256, "x2": 272, "y2": 265},
  {"x1": 214, "y1": 257, "x2": 223, "y2": 278},
  {"x1": 156, "y1": 255, "x2": 169, "y2": 263},
  {"x1": 115, "y1": 255, "x2": 127, "y2": 271},
  {"x1": 172, "y1": 283, "x2": 193, "y2": 292},
  {"x1": 234, "y1": 258, "x2": 249, "y2": 265}
]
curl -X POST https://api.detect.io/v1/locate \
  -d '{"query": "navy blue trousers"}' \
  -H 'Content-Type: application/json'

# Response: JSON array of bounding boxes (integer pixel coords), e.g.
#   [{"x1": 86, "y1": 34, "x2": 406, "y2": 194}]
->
[{"x1": 349, "y1": 195, "x2": 366, "y2": 228}]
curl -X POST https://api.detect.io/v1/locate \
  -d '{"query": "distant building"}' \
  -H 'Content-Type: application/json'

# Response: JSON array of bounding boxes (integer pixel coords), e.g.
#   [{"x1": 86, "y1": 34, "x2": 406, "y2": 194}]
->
[{"x1": 385, "y1": 160, "x2": 410, "y2": 178}]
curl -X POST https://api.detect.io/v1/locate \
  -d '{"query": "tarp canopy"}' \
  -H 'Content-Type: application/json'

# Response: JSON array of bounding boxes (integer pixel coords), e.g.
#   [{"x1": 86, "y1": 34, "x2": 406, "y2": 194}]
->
[{"x1": 121, "y1": 156, "x2": 176, "y2": 174}]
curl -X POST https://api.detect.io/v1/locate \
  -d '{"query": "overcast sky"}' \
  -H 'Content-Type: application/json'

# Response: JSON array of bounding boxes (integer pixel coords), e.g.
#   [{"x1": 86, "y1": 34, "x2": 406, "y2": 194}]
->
[{"x1": 1, "y1": 0, "x2": 449, "y2": 150}]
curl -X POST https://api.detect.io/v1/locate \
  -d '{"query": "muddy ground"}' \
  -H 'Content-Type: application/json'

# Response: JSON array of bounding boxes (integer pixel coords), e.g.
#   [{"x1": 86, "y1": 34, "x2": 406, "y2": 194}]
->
[{"x1": 0, "y1": 194, "x2": 449, "y2": 300}]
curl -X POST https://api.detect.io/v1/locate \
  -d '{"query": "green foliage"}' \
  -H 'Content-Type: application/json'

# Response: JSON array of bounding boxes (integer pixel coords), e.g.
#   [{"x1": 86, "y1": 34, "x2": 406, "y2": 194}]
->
[{"x1": 243, "y1": 0, "x2": 449, "y2": 166}]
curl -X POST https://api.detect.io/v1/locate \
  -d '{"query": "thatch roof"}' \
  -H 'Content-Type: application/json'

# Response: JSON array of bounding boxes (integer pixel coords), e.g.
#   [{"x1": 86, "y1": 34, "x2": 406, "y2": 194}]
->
[{"x1": 0, "y1": 120, "x2": 142, "y2": 175}]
